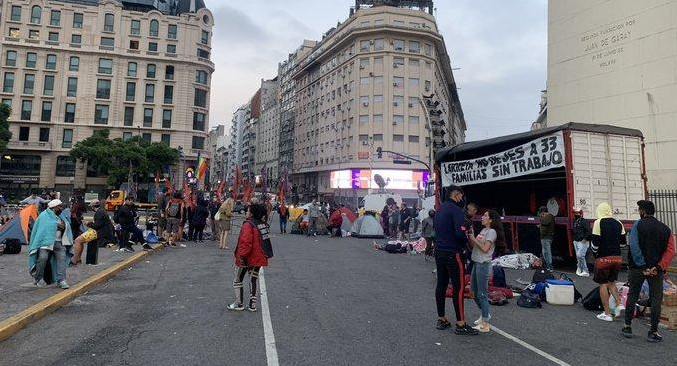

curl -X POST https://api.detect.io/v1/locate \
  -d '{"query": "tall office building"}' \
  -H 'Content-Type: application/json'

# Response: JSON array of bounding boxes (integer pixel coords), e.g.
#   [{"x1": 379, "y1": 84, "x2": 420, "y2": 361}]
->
[
  {"x1": 290, "y1": 1, "x2": 465, "y2": 203},
  {"x1": 0, "y1": 0, "x2": 214, "y2": 197}
]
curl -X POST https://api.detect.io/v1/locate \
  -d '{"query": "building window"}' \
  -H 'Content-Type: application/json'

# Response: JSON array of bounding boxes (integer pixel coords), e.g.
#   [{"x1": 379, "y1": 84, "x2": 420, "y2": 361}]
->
[
  {"x1": 393, "y1": 76, "x2": 404, "y2": 89},
  {"x1": 424, "y1": 43, "x2": 432, "y2": 56},
  {"x1": 374, "y1": 38, "x2": 384, "y2": 51},
  {"x1": 123, "y1": 106, "x2": 134, "y2": 126},
  {"x1": 73, "y1": 13, "x2": 83, "y2": 29},
  {"x1": 409, "y1": 135, "x2": 419, "y2": 143},
  {"x1": 360, "y1": 40, "x2": 370, "y2": 52},
  {"x1": 192, "y1": 136, "x2": 205, "y2": 149},
  {"x1": 50, "y1": 10, "x2": 61, "y2": 26},
  {"x1": 19, "y1": 127, "x2": 29, "y2": 141},
  {"x1": 393, "y1": 115, "x2": 404, "y2": 125},
  {"x1": 62, "y1": 130, "x2": 73, "y2": 148},
  {"x1": 148, "y1": 42, "x2": 157, "y2": 52},
  {"x1": 161, "y1": 133, "x2": 170, "y2": 145},
  {"x1": 94, "y1": 105, "x2": 109, "y2": 124},
  {"x1": 56, "y1": 156, "x2": 75, "y2": 176},
  {"x1": 104, "y1": 13, "x2": 114, "y2": 32},
  {"x1": 149, "y1": 20, "x2": 159, "y2": 37},
  {"x1": 130, "y1": 40, "x2": 139, "y2": 50},
  {"x1": 26, "y1": 52, "x2": 37, "y2": 68},
  {"x1": 101, "y1": 37, "x2": 114, "y2": 47},
  {"x1": 194, "y1": 89, "x2": 207, "y2": 108},
  {"x1": 162, "y1": 109, "x2": 172, "y2": 128},
  {"x1": 23, "y1": 74, "x2": 35, "y2": 94},
  {"x1": 195, "y1": 70, "x2": 208, "y2": 84},
  {"x1": 145, "y1": 84, "x2": 155, "y2": 103},
  {"x1": 165, "y1": 65, "x2": 174, "y2": 80},
  {"x1": 166, "y1": 44, "x2": 176, "y2": 54},
  {"x1": 393, "y1": 134, "x2": 404, "y2": 142},
  {"x1": 143, "y1": 108, "x2": 153, "y2": 127},
  {"x1": 71, "y1": 34, "x2": 81, "y2": 44},
  {"x1": 1, "y1": 99, "x2": 11, "y2": 108},
  {"x1": 45, "y1": 54, "x2": 57, "y2": 70},
  {"x1": 69, "y1": 56, "x2": 79, "y2": 71},
  {"x1": 374, "y1": 95, "x2": 384, "y2": 103},
  {"x1": 10, "y1": 6, "x2": 21, "y2": 22},
  {"x1": 197, "y1": 49, "x2": 210, "y2": 59},
  {"x1": 201, "y1": 30, "x2": 209, "y2": 45},
  {"x1": 30, "y1": 5, "x2": 41, "y2": 24},
  {"x1": 125, "y1": 82, "x2": 136, "y2": 101},
  {"x1": 122, "y1": 132, "x2": 133, "y2": 141},
  {"x1": 39, "y1": 127, "x2": 50, "y2": 142},
  {"x1": 146, "y1": 64, "x2": 156, "y2": 78},
  {"x1": 168, "y1": 24, "x2": 177, "y2": 39},
  {"x1": 359, "y1": 115, "x2": 368, "y2": 123},
  {"x1": 193, "y1": 112, "x2": 205, "y2": 131},
  {"x1": 141, "y1": 133, "x2": 151, "y2": 142},
  {"x1": 8, "y1": 28, "x2": 20, "y2": 38},
  {"x1": 96, "y1": 79, "x2": 111, "y2": 99},
  {"x1": 163, "y1": 85, "x2": 173, "y2": 104},
  {"x1": 43, "y1": 75, "x2": 54, "y2": 96},
  {"x1": 410, "y1": 58, "x2": 420, "y2": 67},
  {"x1": 127, "y1": 62, "x2": 137, "y2": 77},
  {"x1": 360, "y1": 77, "x2": 370, "y2": 85},
  {"x1": 409, "y1": 78, "x2": 419, "y2": 87},
  {"x1": 28, "y1": 30, "x2": 38, "y2": 40},
  {"x1": 67, "y1": 77, "x2": 77, "y2": 97},
  {"x1": 409, "y1": 40, "x2": 420, "y2": 53},
  {"x1": 359, "y1": 58, "x2": 369, "y2": 67},
  {"x1": 65, "y1": 103, "x2": 75, "y2": 123},
  {"x1": 2, "y1": 73, "x2": 14, "y2": 93},
  {"x1": 41, "y1": 102, "x2": 52, "y2": 122},
  {"x1": 5, "y1": 51, "x2": 17, "y2": 66},
  {"x1": 131, "y1": 20, "x2": 140, "y2": 35},
  {"x1": 48, "y1": 32, "x2": 59, "y2": 42},
  {"x1": 21, "y1": 100, "x2": 32, "y2": 120},
  {"x1": 98, "y1": 58, "x2": 113, "y2": 74}
]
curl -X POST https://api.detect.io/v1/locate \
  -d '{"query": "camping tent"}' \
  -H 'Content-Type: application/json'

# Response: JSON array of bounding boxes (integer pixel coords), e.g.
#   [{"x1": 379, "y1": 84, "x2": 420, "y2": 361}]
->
[
  {"x1": 350, "y1": 215, "x2": 384, "y2": 238},
  {"x1": 0, "y1": 204, "x2": 38, "y2": 244},
  {"x1": 337, "y1": 207, "x2": 357, "y2": 222},
  {"x1": 340, "y1": 216, "x2": 353, "y2": 233}
]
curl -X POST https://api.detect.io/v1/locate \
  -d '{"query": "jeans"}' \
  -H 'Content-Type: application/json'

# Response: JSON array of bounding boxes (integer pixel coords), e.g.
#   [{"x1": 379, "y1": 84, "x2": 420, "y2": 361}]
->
[
  {"x1": 435, "y1": 251, "x2": 466, "y2": 322},
  {"x1": 541, "y1": 238, "x2": 553, "y2": 270},
  {"x1": 34, "y1": 240, "x2": 67, "y2": 283},
  {"x1": 624, "y1": 268, "x2": 663, "y2": 332},
  {"x1": 280, "y1": 218, "x2": 287, "y2": 233},
  {"x1": 573, "y1": 241, "x2": 589, "y2": 273},
  {"x1": 121, "y1": 222, "x2": 145, "y2": 245},
  {"x1": 471, "y1": 261, "x2": 491, "y2": 320},
  {"x1": 308, "y1": 217, "x2": 318, "y2": 235}
]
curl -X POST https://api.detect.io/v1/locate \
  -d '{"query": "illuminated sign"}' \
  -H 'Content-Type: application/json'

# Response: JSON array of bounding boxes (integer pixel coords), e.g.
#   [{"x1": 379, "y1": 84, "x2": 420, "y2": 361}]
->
[{"x1": 330, "y1": 169, "x2": 428, "y2": 190}]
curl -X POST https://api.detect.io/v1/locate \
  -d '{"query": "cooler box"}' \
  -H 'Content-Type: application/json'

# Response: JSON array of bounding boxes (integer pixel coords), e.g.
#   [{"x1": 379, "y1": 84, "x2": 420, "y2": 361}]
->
[{"x1": 545, "y1": 279, "x2": 575, "y2": 305}]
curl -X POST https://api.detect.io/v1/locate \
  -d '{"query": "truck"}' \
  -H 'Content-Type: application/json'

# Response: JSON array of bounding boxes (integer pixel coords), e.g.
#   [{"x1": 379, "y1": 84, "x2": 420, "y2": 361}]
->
[
  {"x1": 434, "y1": 122, "x2": 646, "y2": 261},
  {"x1": 105, "y1": 190, "x2": 158, "y2": 212},
  {"x1": 360, "y1": 193, "x2": 403, "y2": 213}
]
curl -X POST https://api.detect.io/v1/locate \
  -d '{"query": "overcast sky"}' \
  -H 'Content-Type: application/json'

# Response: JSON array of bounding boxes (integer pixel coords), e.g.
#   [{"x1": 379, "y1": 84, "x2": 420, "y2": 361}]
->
[{"x1": 205, "y1": 0, "x2": 547, "y2": 142}]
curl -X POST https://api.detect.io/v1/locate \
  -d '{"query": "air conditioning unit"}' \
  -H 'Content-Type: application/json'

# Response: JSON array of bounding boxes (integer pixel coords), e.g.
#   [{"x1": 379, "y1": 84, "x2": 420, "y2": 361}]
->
[
  {"x1": 359, "y1": 65, "x2": 365, "y2": 69},
  {"x1": 393, "y1": 102, "x2": 398, "y2": 106},
  {"x1": 425, "y1": 86, "x2": 430, "y2": 91},
  {"x1": 369, "y1": 72, "x2": 374, "y2": 76},
  {"x1": 408, "y1": 103, "x2": 413, "y2": 107},
  {"x1": 395, "y1": 47, "x2": 403, "y2": 51},
  {"x1": 393, "y1": 83, "x2": 398, "y2": 87},
  {"x1": 363, "y1": 102, "x2": 369, "y2": 106},
  {"x1": 393, "y1": 121, "x2": 398, "y2": 125},
  {"x1": 370, "y1": 40, "x2": 374, "y2": 44},
  {"x1": 393, "y1": 63, "x2": 399, "y2": 68},
  {"x1": 362, "y1": 141, "x2": 368, "y2": 146}
]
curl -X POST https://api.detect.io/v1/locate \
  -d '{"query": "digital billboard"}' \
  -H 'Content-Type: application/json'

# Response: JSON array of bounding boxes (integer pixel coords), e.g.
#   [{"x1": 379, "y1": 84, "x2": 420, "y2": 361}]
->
[{"x1": 330, "y1": 169, "x2": 428, "y2": 190}]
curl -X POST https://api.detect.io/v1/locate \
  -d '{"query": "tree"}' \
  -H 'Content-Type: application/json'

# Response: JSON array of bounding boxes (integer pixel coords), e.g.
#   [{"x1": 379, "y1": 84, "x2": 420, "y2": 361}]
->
[
  {"x1": 69, "y1": 130, "x2": 115, "y2": 175},
  {"x1": 0, "y1": 104, "x2": 12, "y2": 153}
]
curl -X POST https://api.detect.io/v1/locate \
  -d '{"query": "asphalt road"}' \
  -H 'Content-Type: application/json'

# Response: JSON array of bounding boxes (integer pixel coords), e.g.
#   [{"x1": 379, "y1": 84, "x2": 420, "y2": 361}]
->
[{"x1": 1, "y1": 223, "x2": 674, "y2": 366}]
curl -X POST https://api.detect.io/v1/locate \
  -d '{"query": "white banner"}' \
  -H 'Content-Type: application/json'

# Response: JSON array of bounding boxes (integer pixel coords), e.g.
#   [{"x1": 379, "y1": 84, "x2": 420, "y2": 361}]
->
[{"x1": 441, "y1": 132, "x2": 565, "y2": 186}]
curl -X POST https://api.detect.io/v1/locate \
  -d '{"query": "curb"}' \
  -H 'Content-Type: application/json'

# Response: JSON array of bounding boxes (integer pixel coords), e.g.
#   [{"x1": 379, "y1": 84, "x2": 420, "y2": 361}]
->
[{"x1": 0, "y1": 244, "x2": 165, "y2": 342}]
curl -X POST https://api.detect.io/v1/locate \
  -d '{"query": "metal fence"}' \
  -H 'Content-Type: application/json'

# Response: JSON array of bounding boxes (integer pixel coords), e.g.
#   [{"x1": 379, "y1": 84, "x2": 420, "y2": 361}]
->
[{"x1": 648, "y1": 190, "x2": 677, "y2": 231}]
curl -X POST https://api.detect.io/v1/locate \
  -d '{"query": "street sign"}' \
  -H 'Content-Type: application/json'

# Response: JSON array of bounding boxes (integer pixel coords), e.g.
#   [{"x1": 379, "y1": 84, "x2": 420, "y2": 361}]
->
[
  {"x1": 393, "y1": 159, "x2": 412, "y2": 165},
  {"x1": 358, "y1": 151, "x2": 370, "y2": 160}
]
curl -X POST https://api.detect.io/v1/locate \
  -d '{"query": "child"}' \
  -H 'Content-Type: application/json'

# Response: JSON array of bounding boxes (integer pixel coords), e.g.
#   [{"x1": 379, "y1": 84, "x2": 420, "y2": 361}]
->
[{"x1": 299, "y1": 209, "x2": 310, "y2": 235}]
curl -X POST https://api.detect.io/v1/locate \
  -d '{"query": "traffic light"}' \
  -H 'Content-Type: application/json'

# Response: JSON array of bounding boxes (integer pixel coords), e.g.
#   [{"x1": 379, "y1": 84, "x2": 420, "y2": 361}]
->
[
  {"x1": 376, "y1": 147, "x2": 383, "y2": 158},
  {"x1": 423, "y1": 94, "x2": 448, "y2": 151}
]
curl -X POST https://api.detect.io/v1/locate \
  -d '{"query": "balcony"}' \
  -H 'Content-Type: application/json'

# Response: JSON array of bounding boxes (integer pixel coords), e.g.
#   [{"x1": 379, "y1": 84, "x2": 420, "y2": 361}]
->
[{"x1": 7, "y1": 141, "x2": 53, "y2": 151}]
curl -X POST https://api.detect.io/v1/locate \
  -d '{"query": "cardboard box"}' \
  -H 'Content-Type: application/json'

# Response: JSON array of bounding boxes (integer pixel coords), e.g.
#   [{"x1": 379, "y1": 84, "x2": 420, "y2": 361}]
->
[
  {"x1": 660, "y1": 306, "x2": 677, "y2": 330},
  {"x1": 662, "y1": 293, "x2": 677, "y2": 307}
]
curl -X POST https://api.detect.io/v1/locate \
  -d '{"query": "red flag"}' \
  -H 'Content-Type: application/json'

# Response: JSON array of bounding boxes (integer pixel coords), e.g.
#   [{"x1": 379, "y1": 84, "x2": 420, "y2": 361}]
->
[
  {"x1": 216, "y1": 180, "x2": 225, "y2": 201},
  {"x1": 165, "y1": 177, "x2": 174, "y2": 194}
]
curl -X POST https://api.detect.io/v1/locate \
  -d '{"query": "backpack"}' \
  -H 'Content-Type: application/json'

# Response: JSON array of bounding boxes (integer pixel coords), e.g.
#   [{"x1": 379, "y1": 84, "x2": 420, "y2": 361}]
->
[
  {"x1": 532, "y1": 269, "x2": 555, "y2": 283},
  {"x1": 488, "y1": 290, "x2": 510, "y2": 306},
  {"x1": 167, "y1": 201, "x2": 181, "y2": 218},
  {"x1": 517, "y1": 289, "x2": 542, "y2": 308},
  {"x1": 1, "y1": 238, "x2": 21, "y2": 255},
  {"x1": 249, "y1": 220, "x2": 273, "y2": 259},
  {"x1": 582, "y1": 286, "x2": 603, "y2": 311}
]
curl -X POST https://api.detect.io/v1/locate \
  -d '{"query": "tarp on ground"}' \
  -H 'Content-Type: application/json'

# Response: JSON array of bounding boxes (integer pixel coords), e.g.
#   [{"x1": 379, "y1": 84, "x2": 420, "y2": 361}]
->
[
  {"x1": 0, "y1": 204, "x2": 38, "y2": 244},
  {"x1": 350, "y1": 215, "x2": 384, "y2": 238}
]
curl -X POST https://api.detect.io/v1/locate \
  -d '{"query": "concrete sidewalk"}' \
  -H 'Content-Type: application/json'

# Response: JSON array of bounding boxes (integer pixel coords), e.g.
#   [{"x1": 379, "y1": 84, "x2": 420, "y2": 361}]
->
[{"x1": 0, "y1": 243, "x2": 149, "y2": 323}]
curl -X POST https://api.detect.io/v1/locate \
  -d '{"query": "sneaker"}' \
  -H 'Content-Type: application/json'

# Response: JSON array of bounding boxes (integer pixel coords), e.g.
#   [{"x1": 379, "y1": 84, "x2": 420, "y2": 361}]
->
[
  {"x1": 454, "y1": 324, "x2": 480, "y2": 336},
  {"x1": 179, "y1": 243, "x2": 187, "y2": 248},
  {"x1": 621, "y1": 325, "x2": 633, "y2": 338},
  {"x1": 597, "y1": 312, "x2": 613, "y2": 322},
  {"x1": 614, "y1": 305, "x2": 625, "y2": 317},
  {"x1": 473, "y1": 323, "x2": 491, "y2": 333},
  {"x1": 436, "y1": 319, "x2": 451, "y2": 330},
  {"x1": 474, "y1": 314, "x2": 491, "y2": 325},
  {"x1": 647, "y1": 331, "x2": 663, "y2": 343},
  {"x1": 142, "y1": 243, "x2": 153, "y2": 251},
  {"x1": 58, "y1": 281, "x2": 69, "y2": 289},
  {"x1": 226, "y1": 302, "x2": 245, "y2": 311},
  {"x1": 576, "y1": 269, "x2": 582, "y2": 276},
  {"x1": 34, "y1": 280, "x2": 47, "y2": 288},
  {"x1": 248, "y1": 304, "x2": 258, "y2": 312},
  {"x1": 123, "y1": 248, "x2": 134, "y2": 253},
  {"x1": 580, "y1": 271, "x2": 590, "y2": 277}
]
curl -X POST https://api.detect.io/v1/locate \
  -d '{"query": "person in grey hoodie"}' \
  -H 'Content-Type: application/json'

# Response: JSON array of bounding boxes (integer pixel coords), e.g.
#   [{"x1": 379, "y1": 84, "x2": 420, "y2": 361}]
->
[{"x1": 421, "y1": 209, "x2": 436, "y2": 260}]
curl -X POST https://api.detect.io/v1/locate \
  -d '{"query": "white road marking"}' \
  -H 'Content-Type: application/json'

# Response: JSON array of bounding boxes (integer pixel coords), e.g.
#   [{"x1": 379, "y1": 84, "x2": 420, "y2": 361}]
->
[
  {"x1": 491, "y1": 325, "x2": 572, "y2": 366},
  {"x1": 259, "y1": 269, "x2": 279, "y2": 366}
]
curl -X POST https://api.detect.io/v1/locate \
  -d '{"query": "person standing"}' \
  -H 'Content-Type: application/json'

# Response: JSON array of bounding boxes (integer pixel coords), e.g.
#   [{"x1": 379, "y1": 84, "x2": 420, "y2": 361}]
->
[
  {"x1": 191, "y1": 199, "x2": 210, "y2": 243},
  {"x1": 218, "y1": 192, "x2": 234, "y2": 249},
  {"x1": 208, "y1": 196, "x2": 221, "y2": 239},
  {"x1": 466, "y1": 210, "x2": 506, "y2": 333},
  {"x1": 380, "y1": 205, "x2": 390, "y2": 238},
  {"x1": 591, "y1": 202, "x2": 625, "y2": 322},
  {"x1": 28, "y1": 200, "x2": 73, "y2": 289},
  {"x1": 538, "y1": 206, "x2": 555, "y2": 271},
  {"x1": 572, "y1": 208, "x2": 592, "y2": 277},
  {"x1": 165, "y1": 192, "x2": 185, "y2": 248},
  {"x1": 388, "y1": 203, "x2": 400, "y2": 239},
  {"x1": 308, "y1": 199, "x2": 320, "y2": 236},
  {"x1": 278, "y1": 201, "x2": 290, "y2": 234},
  {"x1": 622, "y1": 200, "x2": 675, "y2": 342},
  {"x1": 411, "y1": 202, "x2": 420, "y2": 234},
  {"x1": 421, "y1": 209, "x2": 436, "y2": 261},
  {"x1": 399, "y1": 203, "x2": 411, "y2": 240},
  {"x1": 70, "y1": 196, "x2": 86, "y2": 239},
  {"x1": 71, "y1": 199, "x2": 114, "y2": 264},
  {"x1": 227, "y1": 203, "x2": 270, "y2": 312},
  {"x1": 433, "y1": 185, "x2": 478, "y2": 336}
]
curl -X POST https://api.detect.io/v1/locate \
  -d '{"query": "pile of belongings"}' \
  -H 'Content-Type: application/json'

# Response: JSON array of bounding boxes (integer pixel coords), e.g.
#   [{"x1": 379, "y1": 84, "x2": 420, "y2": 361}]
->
[
  {"x1": 492, "y1": 253, "x2": 540, "y2": 270},
  {"x1": 445, "y1": 265, "x2": 514, "y2": 306}
]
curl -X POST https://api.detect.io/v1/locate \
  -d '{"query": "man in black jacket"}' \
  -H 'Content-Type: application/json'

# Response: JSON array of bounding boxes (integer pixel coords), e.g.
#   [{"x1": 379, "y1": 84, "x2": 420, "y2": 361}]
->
[
  {"x1": 115, "y1": 197, "x2": 150, "y2": 251},
  {"x1": 71, "y1": 199, "x2": 115, "y2": 265},
  {"x1": 572, "y1": 208, "x2": 592, "y2": 277},
  {"x1": 622, "y1": 200, "x2": 675, "y2": 342}
]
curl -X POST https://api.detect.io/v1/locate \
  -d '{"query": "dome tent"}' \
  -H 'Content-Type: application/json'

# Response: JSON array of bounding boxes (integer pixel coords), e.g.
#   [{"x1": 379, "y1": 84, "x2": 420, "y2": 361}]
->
[{"x1": 350, "y1": 215, "x2": 384, "y2": 238}]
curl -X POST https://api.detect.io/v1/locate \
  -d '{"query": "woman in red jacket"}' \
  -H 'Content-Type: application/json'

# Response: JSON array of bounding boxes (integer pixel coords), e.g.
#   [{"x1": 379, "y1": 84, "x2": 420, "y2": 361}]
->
[{"x1": 227, "y1": 203, "x2": 270, "y2": 312}]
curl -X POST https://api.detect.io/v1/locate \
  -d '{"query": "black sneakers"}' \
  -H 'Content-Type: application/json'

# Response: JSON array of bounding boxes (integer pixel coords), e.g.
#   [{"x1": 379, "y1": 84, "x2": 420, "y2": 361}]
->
[
  {"x1": 436, "y1": 319, "x2": 451, "y2": 330},
  {"x1": 142, "y1": 243, "x2": 153, "y2": 251},
  {"x1": 647, "y1": 331, "x2": 663, "y2": 343},
  {"x1": 621, "y1": 326, "x2": 633, "y2": 338},
  {"x1": 454, "y1": 324, "x2": 479, "y2": 336}
]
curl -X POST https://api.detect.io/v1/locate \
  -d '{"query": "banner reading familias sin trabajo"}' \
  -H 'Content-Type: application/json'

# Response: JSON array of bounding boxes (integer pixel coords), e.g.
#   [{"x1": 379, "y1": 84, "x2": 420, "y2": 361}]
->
[{"x1": 440, "y1": 132, "x2": 565, "y2": 186}]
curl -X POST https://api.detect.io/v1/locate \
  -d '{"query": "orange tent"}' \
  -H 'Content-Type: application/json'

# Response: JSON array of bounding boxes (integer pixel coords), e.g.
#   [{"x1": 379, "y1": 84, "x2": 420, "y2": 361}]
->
[{"x1": 0, "y1": 204, "x2": 39, "y2": 244}]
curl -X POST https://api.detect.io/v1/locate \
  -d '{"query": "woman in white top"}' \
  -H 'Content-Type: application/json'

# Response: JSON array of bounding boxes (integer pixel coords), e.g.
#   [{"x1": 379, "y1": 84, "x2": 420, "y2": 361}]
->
[{"x1": 467, "y1": 210, "x2": 505, "y2": 333}]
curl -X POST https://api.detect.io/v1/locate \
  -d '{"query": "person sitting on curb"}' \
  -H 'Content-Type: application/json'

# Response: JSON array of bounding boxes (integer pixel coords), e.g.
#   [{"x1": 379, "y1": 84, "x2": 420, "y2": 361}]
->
[{"x1": 28, "y1": 199, "x2": 73, "y2": 289}]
